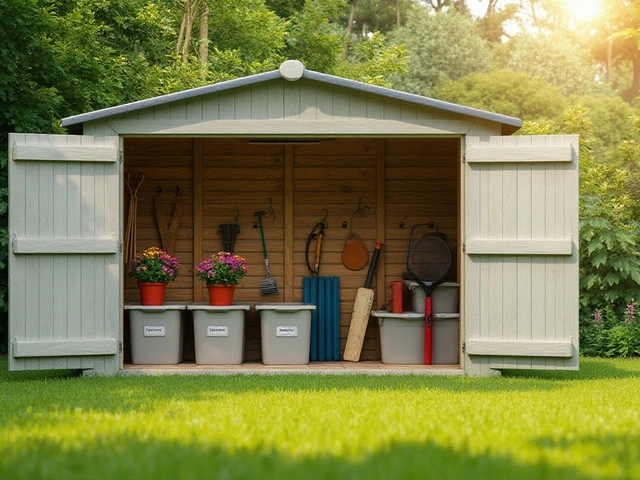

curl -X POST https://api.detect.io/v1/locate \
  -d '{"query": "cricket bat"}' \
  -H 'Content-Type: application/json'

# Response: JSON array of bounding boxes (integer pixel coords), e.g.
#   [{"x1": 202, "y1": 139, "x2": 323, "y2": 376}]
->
[{"x1": 343, "y1": 242, "x2": 383, "y2": 362}]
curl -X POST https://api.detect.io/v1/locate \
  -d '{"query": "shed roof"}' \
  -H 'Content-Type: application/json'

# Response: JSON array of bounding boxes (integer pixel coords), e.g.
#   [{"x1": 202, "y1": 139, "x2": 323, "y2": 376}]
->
[{"x1": 61, "y1": 60, "x2": 523, "y2": 135}]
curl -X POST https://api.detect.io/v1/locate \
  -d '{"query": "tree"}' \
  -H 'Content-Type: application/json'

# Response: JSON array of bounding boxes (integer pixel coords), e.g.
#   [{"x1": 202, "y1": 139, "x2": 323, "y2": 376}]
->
[
  {"x1": 577, "y1": 96, "x2": 636, "y2": 162},
  {"x1": 603, "y1": 0, "x2": 640, "y2": 102},
  {"x1": 433, "y1": 69, "x2": 568, "y2": 122},
  {"x1": 175, "y1": 0, "x2": 285, "y2": 67},
  {"x1": 388, "y1": 10, "x2": 492, "y2": 96},
  {"x1": 335, "y1": 32, "x2": 408, "y2": 86},
  {"x1": 283, "y1": 0, "x2": 344, "y2": 72},
  {"x1": 475, "y1": 0, "x2": 519, "y2": 42},
  {"x1": 495, "y1": 32, "x2": 610, "y2": 98},
  {"x1": 423, "y1": 0, "x2": 468, "y2": 13}
]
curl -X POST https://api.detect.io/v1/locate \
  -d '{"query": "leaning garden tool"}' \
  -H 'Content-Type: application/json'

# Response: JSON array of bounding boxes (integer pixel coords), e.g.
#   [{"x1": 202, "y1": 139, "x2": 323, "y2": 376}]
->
[
  {"x1": 255, "y1": 210, "x2": 278, "y2": 296},
  {"x1": 124, "y1": 174, "x2": 144, "y2": 265}
]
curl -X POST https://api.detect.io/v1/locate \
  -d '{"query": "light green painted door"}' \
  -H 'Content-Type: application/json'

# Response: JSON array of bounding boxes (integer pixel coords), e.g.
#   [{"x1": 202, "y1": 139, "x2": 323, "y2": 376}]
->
[
  {"x1": 463, "y1": 135, "x2": 579, "y2": 376},
  {"x1": 8, "y1": 133, "x2": 121, "y2": 374}
]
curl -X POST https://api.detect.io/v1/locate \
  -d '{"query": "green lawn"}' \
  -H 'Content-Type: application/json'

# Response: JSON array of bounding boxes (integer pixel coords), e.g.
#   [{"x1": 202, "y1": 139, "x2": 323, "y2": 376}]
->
[{"x1": 1, "y1": 357, "x2": 638, "y2": 480}]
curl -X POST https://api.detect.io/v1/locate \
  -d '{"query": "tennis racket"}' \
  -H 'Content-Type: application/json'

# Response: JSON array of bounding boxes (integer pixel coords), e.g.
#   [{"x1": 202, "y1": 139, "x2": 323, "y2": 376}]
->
[{"x1": 407, "y1": 228, "x2": 453, "y2": 365}]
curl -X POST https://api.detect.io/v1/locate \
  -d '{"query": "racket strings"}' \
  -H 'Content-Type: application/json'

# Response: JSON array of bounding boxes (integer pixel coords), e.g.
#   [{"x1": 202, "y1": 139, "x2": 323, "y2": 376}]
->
[{"x1": 408, "y1": 237, "x2": 452, "y2": 283}]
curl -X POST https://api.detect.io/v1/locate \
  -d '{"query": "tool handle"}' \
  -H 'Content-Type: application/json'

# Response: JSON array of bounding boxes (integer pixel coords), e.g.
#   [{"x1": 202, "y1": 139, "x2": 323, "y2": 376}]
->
[
  {"x1": 424, "y1": 296, "x2": 433, "y2": 365},
  {"x1": 364, "y1": 242, "x2": 382, "y2": 289},
  {"x1": 257, "y1": 212, "x2": 268, "y2": 259},
  {"x1": 314, "y1": 233, "x2": 324, "y2": 274}
]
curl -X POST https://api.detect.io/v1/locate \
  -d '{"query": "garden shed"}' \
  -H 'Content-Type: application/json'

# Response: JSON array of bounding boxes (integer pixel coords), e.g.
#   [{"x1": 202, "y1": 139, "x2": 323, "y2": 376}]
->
[{"x1": 7, "y1": 60, "x2": 579, "y2": 376}]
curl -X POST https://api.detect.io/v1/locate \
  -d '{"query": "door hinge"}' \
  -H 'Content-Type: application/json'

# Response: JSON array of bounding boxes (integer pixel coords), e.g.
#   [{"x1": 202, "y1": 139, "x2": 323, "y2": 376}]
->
[
  {"x1": 462, "y1": 341, "x2": 466, "y2": 354},
  {"x1": 462, "y1": 242, "x2": 466, "y2": 253},
  {"x1": 118, "y1": 241, "x2": 123, "y2": 253},
  {"x1": 462, "y1": 151, "x2": 466, "y2": 164},
  {"x1": 118, "y1": 341, "x2": 123, "y2": 354},
  {"x1": 118, "y1": 151, "x2": 123, "y2": 163}
]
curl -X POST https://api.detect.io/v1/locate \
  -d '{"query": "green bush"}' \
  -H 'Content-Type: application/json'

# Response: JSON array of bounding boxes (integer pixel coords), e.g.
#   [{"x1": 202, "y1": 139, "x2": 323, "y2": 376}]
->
[
  {"x1": 581, "y1": 302, "x2": 640, "y2": 357},
  {"x1": 0, "y1": 150, "x2": 6, "y2": 354}
]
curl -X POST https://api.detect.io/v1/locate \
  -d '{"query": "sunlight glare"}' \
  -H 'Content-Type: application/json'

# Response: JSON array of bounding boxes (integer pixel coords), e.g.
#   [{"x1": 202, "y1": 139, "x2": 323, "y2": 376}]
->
[{"x1": 565, "y1": 0, "x2": 601, "y2": 23}]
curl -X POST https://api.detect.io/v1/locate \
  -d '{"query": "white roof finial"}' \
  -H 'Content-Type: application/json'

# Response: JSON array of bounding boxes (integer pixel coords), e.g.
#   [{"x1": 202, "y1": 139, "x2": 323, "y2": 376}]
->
[{"x1": 279, "y1": 60, "x2": 305, "y2": 81}]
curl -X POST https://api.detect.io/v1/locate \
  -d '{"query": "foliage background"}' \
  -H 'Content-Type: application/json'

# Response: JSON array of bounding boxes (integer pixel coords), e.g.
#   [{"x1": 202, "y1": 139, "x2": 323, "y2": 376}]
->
[{"x1": 2, "y1": 0, "x2": 640, "y2": 356}]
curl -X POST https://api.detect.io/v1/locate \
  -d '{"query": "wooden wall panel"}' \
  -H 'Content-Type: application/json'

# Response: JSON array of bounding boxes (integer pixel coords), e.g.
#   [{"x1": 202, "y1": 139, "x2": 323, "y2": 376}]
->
[
  {"x1": 293, "y1": 139, "x2": 379, "y2": 360},
  {"x1": 123, "y1": 138, "x2": 195, "y2": 309},
  {"x1": 384, "y1": 138, "x2": 460, "y2": 286}
]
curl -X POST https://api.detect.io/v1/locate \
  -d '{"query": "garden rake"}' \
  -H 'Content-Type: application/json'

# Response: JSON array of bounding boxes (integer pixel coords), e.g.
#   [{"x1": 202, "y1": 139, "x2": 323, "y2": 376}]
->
[{"x1": 255, "y1": 210, "x2": 279, "y2": 296}]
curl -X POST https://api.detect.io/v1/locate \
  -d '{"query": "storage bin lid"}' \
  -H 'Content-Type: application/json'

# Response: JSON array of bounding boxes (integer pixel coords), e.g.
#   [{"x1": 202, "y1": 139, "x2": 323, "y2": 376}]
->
[
  {"x1": 255, "y1": 302, "x2": 316, "y2": 311},
  {"x1": 404, "y1": 280, "x2": 460, "y2": 288},
  {"x1": 370, "y1": 310, "x2": 424, "y2": 319},
  {"x1": 124, "y1": 303, "x2": 187, "y2": 311},
  {"x1": 433, "y1": 313, "x2": 460, "y2": 319},
  {"x1": 186, "y1": 303, "x2": 251, "y2": 311}
]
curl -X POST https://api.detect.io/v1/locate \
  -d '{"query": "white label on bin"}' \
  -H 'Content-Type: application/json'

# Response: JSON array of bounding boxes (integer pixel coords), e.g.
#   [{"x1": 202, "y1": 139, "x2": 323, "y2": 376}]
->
[
  {"x1": 144, "y1": 326, "x2": 165, "y2": 337},
  {"x1": 207, "y1": 326, "x2": 228, "y2": 337},
  {"x1": 276, "y1": 326, "x2": 298, "y2": 337}
]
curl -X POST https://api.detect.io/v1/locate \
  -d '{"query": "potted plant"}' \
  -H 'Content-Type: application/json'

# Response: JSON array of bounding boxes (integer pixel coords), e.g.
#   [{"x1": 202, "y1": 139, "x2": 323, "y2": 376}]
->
[
  {"x1": 128, "y1": 246, "x2": 180, "y2": 305},
  {"x1": 196, "y1": 252, "x2": 248, "y2": 305}
]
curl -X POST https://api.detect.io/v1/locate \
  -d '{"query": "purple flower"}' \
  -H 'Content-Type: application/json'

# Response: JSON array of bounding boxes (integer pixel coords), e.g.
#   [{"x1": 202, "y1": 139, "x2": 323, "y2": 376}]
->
[{"x1": 593, "y1": 309, "x2": 603, "y2": 326}]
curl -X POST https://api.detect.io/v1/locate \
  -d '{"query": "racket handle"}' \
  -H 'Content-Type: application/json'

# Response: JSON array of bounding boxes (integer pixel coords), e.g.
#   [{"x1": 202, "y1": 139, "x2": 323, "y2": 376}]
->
[{"x1": 424, "y1": 296, "x2": 433, "y2": 365}]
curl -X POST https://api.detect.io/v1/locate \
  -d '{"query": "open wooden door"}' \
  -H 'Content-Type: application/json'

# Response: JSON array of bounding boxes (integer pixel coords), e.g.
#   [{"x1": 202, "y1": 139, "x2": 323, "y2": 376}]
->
[
  {"x1": 8, "y1": 133, "x2": 121, "y2": 374},
  {"x1": 463, "y1": 135, "x2": 579, "y2": 376}
]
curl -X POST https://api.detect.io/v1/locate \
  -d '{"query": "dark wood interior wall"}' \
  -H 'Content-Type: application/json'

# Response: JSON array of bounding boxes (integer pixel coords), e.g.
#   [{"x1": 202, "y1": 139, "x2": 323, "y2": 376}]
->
[
  {"x1": 123, "y1": 137, "x2": 459, "y2": 363},
  {"x1": 292, "y1": 139, "x2": 379, "y2": 359},
  {"x1": 384, "y1": 138, "x2": 459, "y2": 284},
  {"x1": 201, "y1": 139, "x2": 285, "y2": 360},
  {"x1": 123, "y1": 138, "x2": 195, "y2": 302}
]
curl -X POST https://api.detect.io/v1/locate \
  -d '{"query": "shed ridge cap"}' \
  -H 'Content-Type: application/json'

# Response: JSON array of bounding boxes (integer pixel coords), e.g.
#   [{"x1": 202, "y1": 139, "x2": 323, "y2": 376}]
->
[{"x1": 61, "y1": 60, "x2": 522, "y2": 132}]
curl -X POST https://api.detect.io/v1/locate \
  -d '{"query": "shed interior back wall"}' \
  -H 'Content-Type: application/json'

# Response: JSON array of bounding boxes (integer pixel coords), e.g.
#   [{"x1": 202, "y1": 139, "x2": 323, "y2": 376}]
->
[{"x1": 122, "y1": 137, "x2": 459, "y2": 363}]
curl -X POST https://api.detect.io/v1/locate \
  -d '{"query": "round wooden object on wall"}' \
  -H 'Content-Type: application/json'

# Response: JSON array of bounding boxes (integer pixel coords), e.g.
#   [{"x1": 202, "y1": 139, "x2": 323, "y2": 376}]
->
[{"x1": 342, "y1": 234, "x2": 370, "y2": 270}]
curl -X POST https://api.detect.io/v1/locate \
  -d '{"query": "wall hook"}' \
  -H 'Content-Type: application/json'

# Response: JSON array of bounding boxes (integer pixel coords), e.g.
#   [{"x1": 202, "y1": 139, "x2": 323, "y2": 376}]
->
[
  {"x1": 345, "y1": 198, "x2": 370, "y2": 232},
  {"x1": 321, "y1": 208, "x2": 329, "y2": 227},
  {"x1": 232, "y1": 208, "x2": 240, "y2": 223}
]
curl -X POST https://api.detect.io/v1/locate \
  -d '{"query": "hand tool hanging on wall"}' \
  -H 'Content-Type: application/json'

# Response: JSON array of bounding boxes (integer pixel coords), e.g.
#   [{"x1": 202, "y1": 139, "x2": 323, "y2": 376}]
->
[
  {"x1": 255, "y1": 210, "x2": 279, "y2": 296},
  {"x1": 124, "y1": 174, "x2": 144, "y2": 265},
  {"x1": 303, "y1": 216, "x2": 340, "y2": 361},
  {"x1": 343, "y1": 242, "x2": 383, "y2": 362},
  {"x1": 218, "y1": 208, "x2": 241, "y2": 253},
  {"x1": 305, "y1": 219, "x2": 327, "y2": 275},
  {"x1": 154, "y1": 186, "x2": 183, "y2": 256}
]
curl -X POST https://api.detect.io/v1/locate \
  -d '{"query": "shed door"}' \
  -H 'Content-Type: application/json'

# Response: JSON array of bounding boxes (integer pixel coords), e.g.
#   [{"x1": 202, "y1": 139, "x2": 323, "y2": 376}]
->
[
  {"x1": 463, "y1": 135, "x2": 579, "y2": 376},
  {"x1": 8, "y1": 133, "x2": 121, "y2": 374}
]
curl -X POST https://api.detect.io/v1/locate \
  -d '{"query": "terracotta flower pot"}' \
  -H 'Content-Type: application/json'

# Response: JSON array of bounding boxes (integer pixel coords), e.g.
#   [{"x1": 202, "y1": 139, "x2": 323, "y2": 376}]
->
[
  {"x1": 207, "y1": 285, "x2": 235, "y2": 306},
  {"x1": 137, "y1": 282, "x2": 168, "y2": 306}
]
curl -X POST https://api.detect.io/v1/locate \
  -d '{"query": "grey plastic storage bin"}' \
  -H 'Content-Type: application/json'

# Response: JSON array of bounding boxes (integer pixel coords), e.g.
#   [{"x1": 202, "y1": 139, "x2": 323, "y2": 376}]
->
[
  {"x1": 373, "y1": 311, "x2": 424, "y2": 364},
  {"x1": 404, "y1": 281, "x2": 460, "y2": 314},
  {"x1": 432, "y1": 313, "x2": 460, "y2": 365},
  {"x1": 373, "y1": 311, "x2": 460, "y2": 365},
  {"x1": 188, "y1": 303, "x2": 250, "y2": 365},
  {"x1": 256, "y1": 303, "x2": 316, "y2": 365},
  {"x1": 125, "y1": 304, "x2": 186, "y2": 365}
]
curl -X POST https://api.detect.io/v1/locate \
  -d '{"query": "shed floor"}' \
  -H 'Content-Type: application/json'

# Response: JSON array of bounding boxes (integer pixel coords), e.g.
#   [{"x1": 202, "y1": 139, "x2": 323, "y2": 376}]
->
[{"x1": 121, "y1": 361, "x2": 464, "y2": 376}]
